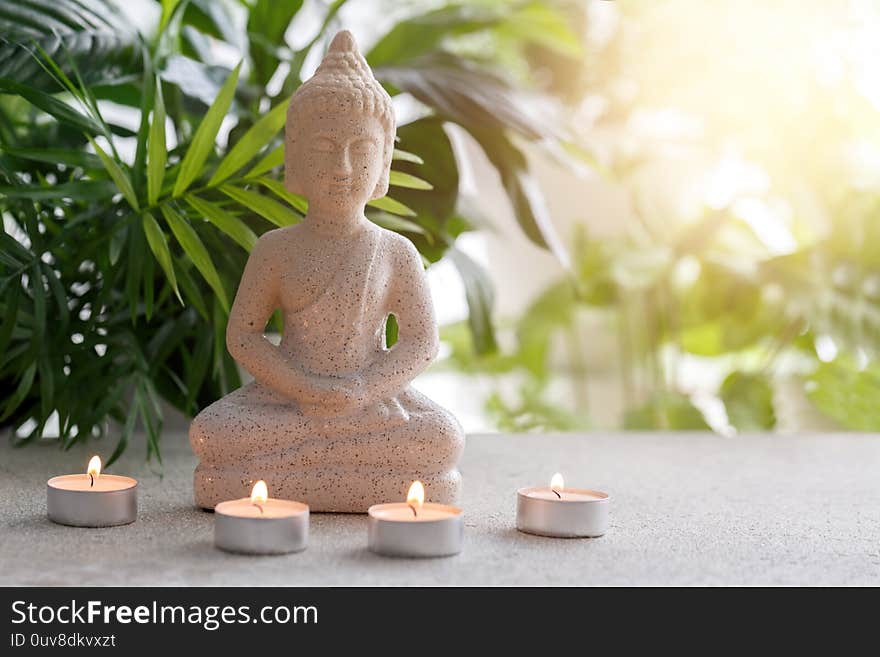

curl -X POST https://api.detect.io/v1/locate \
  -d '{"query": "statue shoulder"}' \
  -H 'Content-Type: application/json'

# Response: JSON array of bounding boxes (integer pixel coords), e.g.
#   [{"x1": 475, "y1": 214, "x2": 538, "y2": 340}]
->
[
  {"x1": 250, "y1": 226, "x2": 297, "y2": 261},
  {"x1": 382, "y1": 231, "x2": 422, "y2": 269}
]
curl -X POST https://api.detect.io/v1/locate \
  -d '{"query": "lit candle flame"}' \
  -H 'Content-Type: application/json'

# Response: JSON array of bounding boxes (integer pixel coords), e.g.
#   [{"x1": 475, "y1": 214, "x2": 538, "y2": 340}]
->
[
  {"x1": 550, "y1": 472, "x2": 564, "y2": 499},
  {"x1": 407, "y1": 481, "x2": 424, "y2": 517},
  {"x1": 87, "y1": 456, "x2": 101, "y2": 487},
  {"x1": 251, "y1": 480, "x2": 268, "y2": 506}
]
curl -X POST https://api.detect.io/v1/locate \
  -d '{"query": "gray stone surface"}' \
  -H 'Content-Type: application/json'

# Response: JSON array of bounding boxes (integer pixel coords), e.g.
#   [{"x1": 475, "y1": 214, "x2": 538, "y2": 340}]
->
[{"x1": 1, "y1": 432, "x2": 879, "y2": 586}]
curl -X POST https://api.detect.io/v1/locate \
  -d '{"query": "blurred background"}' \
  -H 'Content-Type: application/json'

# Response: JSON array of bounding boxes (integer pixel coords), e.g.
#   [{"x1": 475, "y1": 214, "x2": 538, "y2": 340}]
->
[{"x1": 1, "y1": 0, "x2": 878, "y2": 463}]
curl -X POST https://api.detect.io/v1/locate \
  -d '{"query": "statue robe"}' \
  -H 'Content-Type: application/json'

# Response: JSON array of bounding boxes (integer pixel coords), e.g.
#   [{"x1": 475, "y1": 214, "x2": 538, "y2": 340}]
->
[{"x1": 190, "y1": 227, "x2": 463, "y2": 511}]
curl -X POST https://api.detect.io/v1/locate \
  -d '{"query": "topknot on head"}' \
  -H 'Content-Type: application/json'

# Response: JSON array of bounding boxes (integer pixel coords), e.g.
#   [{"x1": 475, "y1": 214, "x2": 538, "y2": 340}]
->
[
  {"x1": 311, "y1": 30, "x2": 374, "y2": 92},
  {"x1": 288, "y1": 29, "x2": 394, "y2": 130},
  {"x1": 328, "y1": 29, "x2": 357, "y2": 55}
]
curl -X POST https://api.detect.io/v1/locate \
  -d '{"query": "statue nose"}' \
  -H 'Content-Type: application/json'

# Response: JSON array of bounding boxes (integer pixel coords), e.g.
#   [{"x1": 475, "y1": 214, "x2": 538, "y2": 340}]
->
[{"x1": 334, "y1": 149, "x2": 353, "y2": 177}]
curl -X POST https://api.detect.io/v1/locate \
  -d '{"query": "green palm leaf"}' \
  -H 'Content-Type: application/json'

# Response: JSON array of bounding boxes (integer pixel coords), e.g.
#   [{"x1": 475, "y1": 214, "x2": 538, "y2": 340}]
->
[
  {"x1": 220, "y1": 185, "x2": 301, "y2": 227},
  {"x1": 0, "y1": 362, "x2": 36, "y2": 422},
  {"x1": 172, "y1": 62, "x2": 242, "y2": 197},
  {"x1": 367, "y1": 196, "x2": 416, "y2": 217},
  {"x1": 147, "y1": 81, "x2": 167, "y2": 206},
  {"x1": 186, "y1": 194, "x2": 258, "y2": 251},
  {"x1": 0, "y1": 77, "x2": 101, "y2": 134},
  {"x1": 88, "y1": 136, "x2": 139, "y2": 210},
  {"x1": 209, "y1": 96, "x2": 289, "y2": 185},
  {"x1": 0, "y1": 181, "x2": 115, "y2": 200},
  {"x1": 368, "y1": 211, "x2": 426, "y2": 236},
  {"x1": 245, "y1": 145, "x2": 284, "y2": 178},
  {"x1": 367, "y1": 4, "x2": 503, "y2": 68},
  {"x1": 161, "y1": 205, "x2": 229, "y2": 311},
  {"x1": 393, "y1": 148, "x2": 424, "y2": 164},
  {"x1": 256, "y1": 177, "x2": 308, "y2": 213},
  {"x1": 248, "y1": 0, "x2": 305, "y2": 86},
  {"x1": 142, "y1": 211, "x2": 181, "y2": 304},
  {"x1": 2, "y1": 147, "x2": 102, "y2": 169},
  {"x1": 389, "y1": 170, "x2": 433, "y2": 190},
  {"x1": 0, "y1": 0, "x2": 138, "y2": 89},
  {"x1": 449, "y1": 247, "x2": 497, "y2": 354}
]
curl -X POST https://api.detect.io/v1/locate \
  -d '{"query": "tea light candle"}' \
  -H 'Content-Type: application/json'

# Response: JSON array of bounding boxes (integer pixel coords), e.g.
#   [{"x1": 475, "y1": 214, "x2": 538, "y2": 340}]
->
[
  {"x1": 214, "y1": 480, "x2": 309, "y2": 555},
  {"x1": 368, "y1": 481, "x2": 463, "y2": 558},
  {"x1": 47, "y1": 456, "x2": 137, "y2": 527},
  {"x1": 516, "y1": 473, "x2": 609, "y2": 538}
]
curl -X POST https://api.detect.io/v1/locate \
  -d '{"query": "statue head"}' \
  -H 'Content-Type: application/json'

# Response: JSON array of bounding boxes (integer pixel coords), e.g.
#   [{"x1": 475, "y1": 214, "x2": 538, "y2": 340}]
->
[{"x1": 285, "y1": 30, "x2": 395, "y2": 212}]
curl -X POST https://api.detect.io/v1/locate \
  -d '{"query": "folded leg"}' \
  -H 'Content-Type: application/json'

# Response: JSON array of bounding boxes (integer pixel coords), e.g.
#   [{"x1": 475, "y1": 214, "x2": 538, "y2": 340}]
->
[{"x1": 190, "y1": 383, "x2": 464, "y2": 511}]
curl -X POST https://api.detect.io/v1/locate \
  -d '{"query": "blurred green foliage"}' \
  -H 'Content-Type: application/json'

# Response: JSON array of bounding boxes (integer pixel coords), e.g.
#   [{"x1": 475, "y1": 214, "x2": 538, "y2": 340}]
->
[
  {"x1": 441, "y1": 1, "x2": 880, "y2": 433},
  {"x1": 0, "y1": 0, "x2": 587, "y2": 461},
  {"x1": 444, "y1": 198, "x2": 880, "y2": 432}
]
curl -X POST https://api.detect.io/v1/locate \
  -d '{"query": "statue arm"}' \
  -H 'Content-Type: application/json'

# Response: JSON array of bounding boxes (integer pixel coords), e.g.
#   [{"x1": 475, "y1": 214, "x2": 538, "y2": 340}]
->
[
  {"x1": 362, "y1": 238, "x2": 439, "y2": 400},
  {"x1": 225, "y1": 233, "x2": 327, "y2": 404}
]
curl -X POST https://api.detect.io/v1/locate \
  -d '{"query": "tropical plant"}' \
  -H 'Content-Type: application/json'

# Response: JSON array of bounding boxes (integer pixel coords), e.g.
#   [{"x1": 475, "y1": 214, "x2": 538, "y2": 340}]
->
[
  {"x1": 444, "y1": 201, "x2": 880, "y2": 433},
  {"x1": 0, "y1": 0, "x2": 587, "y2": 462},
  {"x1": 439, "y1": 0, "x2": 880, "y2": 433}
]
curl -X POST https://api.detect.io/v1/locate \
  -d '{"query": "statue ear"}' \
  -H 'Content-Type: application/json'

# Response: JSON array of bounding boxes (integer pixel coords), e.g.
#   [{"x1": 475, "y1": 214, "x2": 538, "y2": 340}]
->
[
  {"x1": 370, "y1": 172, "x2": 389, "y2": 201},
  {"x1": 370, "y1": 137, "x2": 394, "y2": 200}
]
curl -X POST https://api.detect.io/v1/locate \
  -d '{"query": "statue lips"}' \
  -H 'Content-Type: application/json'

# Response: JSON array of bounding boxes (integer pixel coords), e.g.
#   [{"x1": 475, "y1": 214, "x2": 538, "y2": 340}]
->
[{"x1": 328, "y1": 180, "x2": 353, "y2": 194}]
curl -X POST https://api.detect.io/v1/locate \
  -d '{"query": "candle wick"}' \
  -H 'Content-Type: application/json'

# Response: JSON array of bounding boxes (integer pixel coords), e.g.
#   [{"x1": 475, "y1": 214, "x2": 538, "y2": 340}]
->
[
  {"x1": 253, "y1": 503, "x2": 264, "y2": 515},
  {"x1": 408, "y1": 504, "x2": 418, "y2": 518},
  {"x1": 553, "y1": 489, "x2": 561, "y2": 499},
  {"x1": 89, "y1": 473, "x2": 94, "y2": 488}
]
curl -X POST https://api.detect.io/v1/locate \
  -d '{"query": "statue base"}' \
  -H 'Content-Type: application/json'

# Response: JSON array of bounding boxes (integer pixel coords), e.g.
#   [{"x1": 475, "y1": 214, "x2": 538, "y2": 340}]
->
[{"x1": 194, "y1": 463, "x2": 461, "y2": 513}]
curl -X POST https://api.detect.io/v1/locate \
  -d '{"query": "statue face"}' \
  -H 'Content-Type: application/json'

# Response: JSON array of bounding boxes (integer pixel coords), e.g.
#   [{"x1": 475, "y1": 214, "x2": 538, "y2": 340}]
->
[{"x1": 287, "y1": 112, "x2": 389, "y2": 212}]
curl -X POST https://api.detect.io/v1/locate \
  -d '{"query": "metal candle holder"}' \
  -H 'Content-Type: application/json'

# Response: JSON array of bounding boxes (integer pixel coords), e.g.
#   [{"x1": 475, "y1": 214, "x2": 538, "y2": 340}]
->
[
  {"x1": 47, "y1": 475, "x2": 138, "y2": 527},
  {"x1": 516, "y1": 487, "x2": 610, "y2": 538},
  {"x1": 214, "y1": 498, "x2": 309, "y2": 555},
  {"x1": 368, "y1": 502, "x2": 463, "y2": 558}
]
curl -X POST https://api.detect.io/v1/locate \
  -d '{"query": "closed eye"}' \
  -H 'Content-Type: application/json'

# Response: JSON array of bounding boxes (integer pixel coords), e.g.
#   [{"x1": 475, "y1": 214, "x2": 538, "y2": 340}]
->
[
  {"x1": 351, "y1": 139, "x2": 376, "y2": 154},
  {"x1": 312, "y1": 137, "x2": 335, "y2": 153}
]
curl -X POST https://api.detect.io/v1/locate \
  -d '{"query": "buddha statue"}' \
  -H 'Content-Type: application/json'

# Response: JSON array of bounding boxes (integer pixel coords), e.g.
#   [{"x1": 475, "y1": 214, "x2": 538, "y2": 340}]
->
[{"x1": 189, "y1": 30, "x2": 464, "y2": 512}]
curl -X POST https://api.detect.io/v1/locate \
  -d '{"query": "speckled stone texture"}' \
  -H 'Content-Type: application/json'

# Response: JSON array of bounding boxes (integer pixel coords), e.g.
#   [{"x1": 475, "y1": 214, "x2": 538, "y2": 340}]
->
[
  {"x1": 189, "y1": 30, "x2": 463, "y2": 511},
  {"x1": 2, "y1": 432, "x2": 879, "y2": 586}
]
